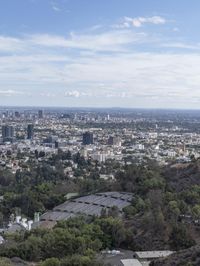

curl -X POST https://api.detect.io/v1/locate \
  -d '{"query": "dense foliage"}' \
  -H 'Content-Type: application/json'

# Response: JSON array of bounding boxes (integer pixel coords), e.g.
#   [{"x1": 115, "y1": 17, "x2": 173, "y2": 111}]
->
[
  {"x1": 0, "y1": 150, "x2": 114, "y2": 222},
  {"x1": 1, "y1": 152, "x2": 200, "y2": 263},
  {"x1": 0, "y1": 216, "x2": 131, "y2": 265}
]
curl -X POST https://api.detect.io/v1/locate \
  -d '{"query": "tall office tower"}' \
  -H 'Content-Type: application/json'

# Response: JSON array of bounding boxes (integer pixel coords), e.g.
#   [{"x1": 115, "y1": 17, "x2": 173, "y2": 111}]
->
[
  {"x1": 82, "y1": 132, "x2": 94, "y2": 145},
  {"x1": 27, "y1": 124, "x2": 34, "y2": 140},
  {"x1": 107, "y1": 136, "x2": 114, "y2": 145},
  {"x1": 14, "y1": 111, "x2": 20, "y2": 118},
  {"x1": 2, "y1": 125, "x2": 14, "y2": 142},
  {"x1": 38, "y1": 110, "x2": 44, "y2": 119},
  {"x1": 107, "y1": 136, "x2": 121, "y2": 146}
]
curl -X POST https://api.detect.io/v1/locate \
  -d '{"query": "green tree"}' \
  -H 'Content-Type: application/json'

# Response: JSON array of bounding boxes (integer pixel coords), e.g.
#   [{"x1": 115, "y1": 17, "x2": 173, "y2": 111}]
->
[
  {"x1": 40, "y1": 258, "x2": 60, "y2": 266},
  {"x1": 170, "y1": 224, "x2": 196, "y2": 250},
  {"x1": 0, "y1": 257, "x2": 12, "y2": 266},
  {"x1": 192, "y1": 204, "x2": 200, "y2": 219}
]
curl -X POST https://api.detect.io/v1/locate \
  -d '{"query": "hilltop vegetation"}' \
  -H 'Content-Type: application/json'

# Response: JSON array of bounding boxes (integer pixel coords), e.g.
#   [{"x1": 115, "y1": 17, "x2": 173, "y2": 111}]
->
[
  {"x1": 150, "y1": 245, "x2": 200, "y2": 266},
  {"x1": 0, "y1": 216, "x2": 131, "y2": 265},
  {"x1": 1, "y1": 153, "x2": 200, "y2": 263}
]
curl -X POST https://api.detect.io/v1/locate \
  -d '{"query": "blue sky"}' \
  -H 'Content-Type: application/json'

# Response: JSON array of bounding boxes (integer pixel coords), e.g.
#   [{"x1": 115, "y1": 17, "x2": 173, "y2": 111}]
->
[{"x1": 0, "y1": 0, "x2": 200, "y2": 108}]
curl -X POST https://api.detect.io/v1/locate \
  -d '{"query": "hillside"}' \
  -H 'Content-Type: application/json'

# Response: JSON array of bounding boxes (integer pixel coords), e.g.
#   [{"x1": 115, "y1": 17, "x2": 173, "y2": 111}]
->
[{"x1": 151, "y1": 245, "x2": 200, "y2": 266}]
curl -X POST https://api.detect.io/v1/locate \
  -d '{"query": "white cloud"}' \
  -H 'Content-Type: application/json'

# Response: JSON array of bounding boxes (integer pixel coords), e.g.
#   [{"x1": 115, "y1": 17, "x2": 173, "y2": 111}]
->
[
  {"x1": 29, "y1": 30, "x2": 146, "y2": 51},
  {"x1": 40, "y1": 92, "x2": 56, "y2": 97},
  {"x1": 173, "y1": 27, "x2": 180, "y2": 32},
  {"x1": 0, "y1": 90, "x2": 30, "y2": 96},
  {"x1": 0, "y1": 17, "x2": 165, "y2": 54},
  {"x1": 116, "y1": 16, "x2": 166, "y2": 28},
  {"x1": 0, "y1": 36, "x2": 24, "y2": 52},
  {"x1": 162, "y1": 42, "x2": 200, "y2": 50},
  {"x1": 132, "y1": 16, "x2": 166, "y2": 27},
  {"x1": 60, "y1": 52, "x2": 200, "y2": 105},
  {"x1": 64, "y1": 90, "x2": 93, "y2": 98},
  {"x1": 65, "y1": 91, "x2": 80, "y2": 98},
  {"x1": 0, "y1": 17, "x2": 200, "y2": 108},
  {"x1": 52, "y1": 5, "x2": 61, "y2": 12},
  {"x1": 1, "y1": 48, "x2": 200, "y2": 104},
  {"x1": 51, "y1": 1, "x2": 61, "y2": 12},
  {"x1": 50, "y1": 1, "x2": 70, "y2": 13},
  {"x1": 1, "y1": 49, "x2": 200, "y2": 108}
]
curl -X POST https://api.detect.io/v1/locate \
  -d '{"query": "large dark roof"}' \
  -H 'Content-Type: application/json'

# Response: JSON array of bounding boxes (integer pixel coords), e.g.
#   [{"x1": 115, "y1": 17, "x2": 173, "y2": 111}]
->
[{"x1": 41, "y1": 191, "x2": 133, "y2": 222}]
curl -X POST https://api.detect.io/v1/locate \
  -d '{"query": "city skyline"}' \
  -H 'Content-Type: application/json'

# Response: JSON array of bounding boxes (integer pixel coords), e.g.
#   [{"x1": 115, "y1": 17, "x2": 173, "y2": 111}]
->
[{"x1": 0, "y1": 0, "x2": 200, "y2": 108}]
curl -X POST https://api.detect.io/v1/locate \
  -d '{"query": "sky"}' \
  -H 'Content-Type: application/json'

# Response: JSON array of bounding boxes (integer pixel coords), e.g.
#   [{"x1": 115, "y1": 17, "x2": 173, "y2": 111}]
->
[{"x1": 0, "y1": 0, "x2": 200, "y2": 108}]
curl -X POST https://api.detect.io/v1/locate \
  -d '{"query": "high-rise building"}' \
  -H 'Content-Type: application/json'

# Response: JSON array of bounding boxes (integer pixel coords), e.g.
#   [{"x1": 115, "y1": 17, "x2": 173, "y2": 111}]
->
[
  {"x1": 82, "y1": 132, "x2": 93, "y2": 145},
  {"x1": 14, "y1": 111, "x2": 20, "y2": 118},
  {"x1": 107, "y1": 136, "x2": 114, "y2": 145},
  {"x1": 2, "y1": 125, "x2": 14, "y2": 142},
  {"x1": 38, "y1": 110, "x2": 44, "y2": 119},
  {"x1": 27, "y1": 124, "x2": 34, "y2": 140},
  {"x1": 107, "y1": 136, "x2": 121, "y2": 146},
  {"x1": 43, "y1": 135, "x2": 58, "y2": 144}
]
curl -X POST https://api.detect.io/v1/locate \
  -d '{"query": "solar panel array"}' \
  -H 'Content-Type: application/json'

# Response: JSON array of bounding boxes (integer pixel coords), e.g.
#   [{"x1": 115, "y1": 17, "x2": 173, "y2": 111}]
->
[{"x1": 40, "y1": 192, "x2": 133, "y2": 222}]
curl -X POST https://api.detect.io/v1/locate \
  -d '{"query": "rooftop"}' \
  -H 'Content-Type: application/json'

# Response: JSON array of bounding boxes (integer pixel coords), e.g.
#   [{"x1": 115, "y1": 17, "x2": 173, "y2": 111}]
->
[
  {"x1": 41, "y1": 191, "x2": 133, "y2": 222},
  {"x1": 121, "y1": 259, "x2": 143, "y2": 266},
  {"x1": 134, "y1": 251, "x2": 174, "y2": 259}
]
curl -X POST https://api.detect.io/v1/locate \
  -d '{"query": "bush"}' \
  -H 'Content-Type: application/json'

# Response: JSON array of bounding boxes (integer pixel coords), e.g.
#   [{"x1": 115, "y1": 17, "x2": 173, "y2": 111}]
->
[{"x1": 40, "y1": 258, "x2": 60, "y2": 266}]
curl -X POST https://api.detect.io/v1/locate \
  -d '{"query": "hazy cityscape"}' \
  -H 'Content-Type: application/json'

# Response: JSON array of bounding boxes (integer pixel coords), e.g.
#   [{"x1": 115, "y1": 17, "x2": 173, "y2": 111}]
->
[{"x1": 1, "y1": 107, "x2": 200, "y2": 176}]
